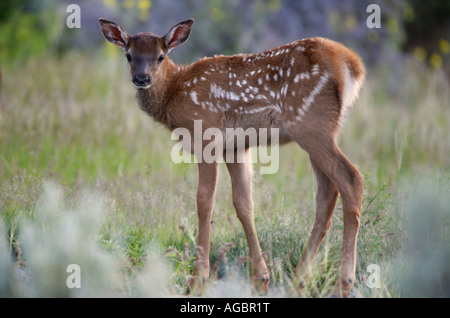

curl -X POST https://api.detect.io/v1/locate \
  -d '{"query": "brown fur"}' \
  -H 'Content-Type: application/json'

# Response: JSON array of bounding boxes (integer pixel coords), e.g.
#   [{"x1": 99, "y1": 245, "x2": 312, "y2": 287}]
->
[{"x1": 99, "y1": 18, "x2": 365, "y2": 297}]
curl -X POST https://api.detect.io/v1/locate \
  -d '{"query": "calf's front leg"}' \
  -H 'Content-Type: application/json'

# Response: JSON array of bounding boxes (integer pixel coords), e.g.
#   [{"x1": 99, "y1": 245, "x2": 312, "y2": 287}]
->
[{"x1": 188, "y1": 161, "x2": 218, "y2": 294}]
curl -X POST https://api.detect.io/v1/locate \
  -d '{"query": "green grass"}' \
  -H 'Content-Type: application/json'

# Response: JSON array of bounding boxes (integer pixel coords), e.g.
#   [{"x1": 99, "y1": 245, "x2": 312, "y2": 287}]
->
[{"x1": 0, "y1": 53, "x2": 449, "y2": 297}]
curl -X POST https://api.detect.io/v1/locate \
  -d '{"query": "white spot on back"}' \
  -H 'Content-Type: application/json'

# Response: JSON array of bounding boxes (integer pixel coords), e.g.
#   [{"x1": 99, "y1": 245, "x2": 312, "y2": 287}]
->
[
  {"x1": 301, "y1": 72, "x2": 329, "y2": 113},
  {"x1": 190, "y1": 91, "x2": 199, "y2": 105},
  {"x1": 311, "y1": 64, "x2": 319, "y2": 76},
  {"x1": 228, "y1": 91, "x2": 240, "y2": 101},
  {"x1": 210, "y1": 83, "x2": 226, "y2": 99},
  {"x1": 281, "y1": 83, "x2": 289, "y2": 97},
  {"x1": 300, "y1": 72, "x2": 310, "y2": 80}
]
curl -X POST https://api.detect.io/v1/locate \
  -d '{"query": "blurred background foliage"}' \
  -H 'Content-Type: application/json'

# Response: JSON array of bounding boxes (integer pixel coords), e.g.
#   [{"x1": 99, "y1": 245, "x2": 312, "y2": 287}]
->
[{"x1": 0, "y1": 0, "x2": 449, "y2": 78}]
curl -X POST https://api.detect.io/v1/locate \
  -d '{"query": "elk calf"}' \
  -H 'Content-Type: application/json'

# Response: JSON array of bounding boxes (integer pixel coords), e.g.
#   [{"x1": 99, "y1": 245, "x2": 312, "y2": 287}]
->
[{"x1": 99, "y1": 18, "x2": 365, "y2": 297}]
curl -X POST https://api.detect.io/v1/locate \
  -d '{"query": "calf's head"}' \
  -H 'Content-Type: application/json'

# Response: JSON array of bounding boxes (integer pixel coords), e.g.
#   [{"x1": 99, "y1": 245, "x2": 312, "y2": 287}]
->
[{"x1": 98, "y1": 18, "x2": 194, "y2": 89}]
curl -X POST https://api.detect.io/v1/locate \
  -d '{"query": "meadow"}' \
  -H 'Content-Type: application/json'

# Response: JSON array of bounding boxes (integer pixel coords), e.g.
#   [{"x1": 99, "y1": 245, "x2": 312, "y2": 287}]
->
[{"x1": 0, "y1": 51, "x2": 449, "y2": 297}]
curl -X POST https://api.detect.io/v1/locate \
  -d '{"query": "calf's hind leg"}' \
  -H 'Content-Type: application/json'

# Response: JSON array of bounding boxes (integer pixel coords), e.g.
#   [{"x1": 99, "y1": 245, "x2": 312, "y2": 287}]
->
[
  {"x1": 294, "y1": 159, "x2": 339, "y2": 287},
  {"x1": 296, "y1": 136, "x2": 363, "y2": 297}
]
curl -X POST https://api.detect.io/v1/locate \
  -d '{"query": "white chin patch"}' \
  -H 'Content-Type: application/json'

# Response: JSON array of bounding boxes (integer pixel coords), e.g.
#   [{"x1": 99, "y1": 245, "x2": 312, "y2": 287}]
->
[{"x1": 134, "y1": 84, "x2": 152, "y2": 90}]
